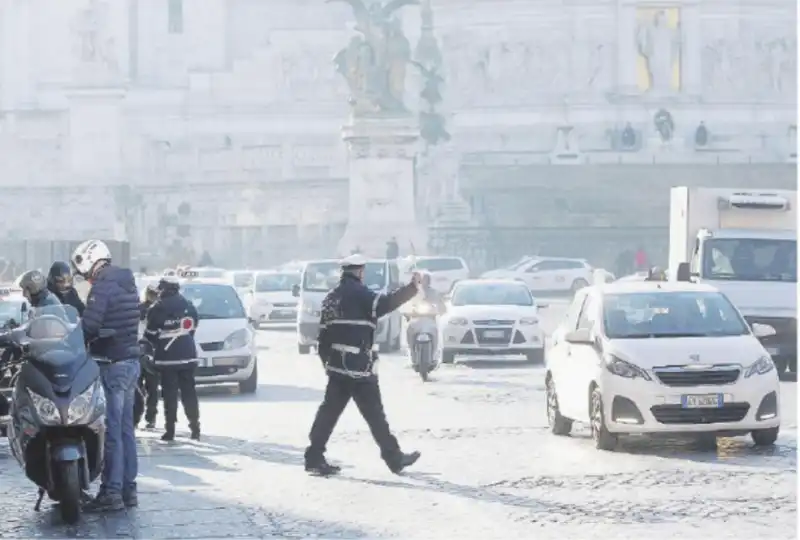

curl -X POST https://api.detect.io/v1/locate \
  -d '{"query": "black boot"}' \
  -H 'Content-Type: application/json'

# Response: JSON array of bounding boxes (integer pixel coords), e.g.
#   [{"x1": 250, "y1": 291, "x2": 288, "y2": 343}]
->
[
  {"x1": 161, "y1": 426, "x2": 175, "y2": 441},
  {"x1": 304, "y1": 454, "x2": 341, "y2": 477},
  {"x1": 386, "y1": 451, "x2": 421, "y2": 474},
  {"x1": 189, "y1": 422, "x2": 200, "y2": 441}
]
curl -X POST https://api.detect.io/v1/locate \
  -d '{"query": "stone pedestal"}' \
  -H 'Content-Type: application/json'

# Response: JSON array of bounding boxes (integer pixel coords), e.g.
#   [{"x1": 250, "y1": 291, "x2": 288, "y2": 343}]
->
[
  {"x1": 338, "y1": 115, "x2": 428, "y2": 258},
  {"x1": 65, "y1": 87, "x2": 126, "y2": 178}
]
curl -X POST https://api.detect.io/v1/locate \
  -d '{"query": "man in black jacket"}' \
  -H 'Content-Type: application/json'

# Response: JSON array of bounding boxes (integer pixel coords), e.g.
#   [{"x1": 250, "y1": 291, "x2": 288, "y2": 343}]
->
[
  {"x1": 305, "y1": 254, "x2": 421, "y2": 476},
  {"x1": 135, "y1": 284, "x2": 160, "y2": 429},
  {"x1": 144, "y1": 276, "x2": 200, "y2": 441},
  {"x1": 47, "y1": 261, "x2": 85, "y2": 316}
]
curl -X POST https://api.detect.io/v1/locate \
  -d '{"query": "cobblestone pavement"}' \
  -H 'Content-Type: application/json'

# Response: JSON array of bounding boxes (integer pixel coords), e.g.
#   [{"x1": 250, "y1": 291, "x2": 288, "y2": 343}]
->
[{"x1": 0, "y1": 302, "x2": 796, "y2": 538}]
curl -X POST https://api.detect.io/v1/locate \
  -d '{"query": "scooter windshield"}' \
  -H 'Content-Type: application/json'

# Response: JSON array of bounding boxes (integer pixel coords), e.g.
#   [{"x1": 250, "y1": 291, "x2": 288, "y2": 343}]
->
[{"x1": 24, "y1": 305, "x2": 87, "y2": 367}]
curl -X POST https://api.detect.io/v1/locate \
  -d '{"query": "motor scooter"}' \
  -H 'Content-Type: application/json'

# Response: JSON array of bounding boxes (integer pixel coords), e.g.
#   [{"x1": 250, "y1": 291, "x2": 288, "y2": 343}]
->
[
  {"x1": 2, "y1": 305, "x2": 109, "y2": 524},
  {"x1": 405, "y1": 301, "x2": 440, "y2": 382},
  {"x1": 0, "y1": 315, "x2": 24, "y2": 437}
]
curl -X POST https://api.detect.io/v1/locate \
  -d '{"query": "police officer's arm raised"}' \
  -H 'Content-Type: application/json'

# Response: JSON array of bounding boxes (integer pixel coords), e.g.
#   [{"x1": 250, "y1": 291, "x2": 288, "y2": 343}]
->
[{"x1": 369, "y1": 272, "x2": 421, "y2": 319}]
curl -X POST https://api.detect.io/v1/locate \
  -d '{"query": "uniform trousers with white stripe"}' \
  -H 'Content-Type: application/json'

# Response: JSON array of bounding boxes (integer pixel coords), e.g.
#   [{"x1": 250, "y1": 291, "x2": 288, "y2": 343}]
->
[
  {"x1": 159, "y1": 362, "x2": 200, "y2": 428},
  {"x1": 307, "y1": 373, "x2": 401, "y2": 463}
]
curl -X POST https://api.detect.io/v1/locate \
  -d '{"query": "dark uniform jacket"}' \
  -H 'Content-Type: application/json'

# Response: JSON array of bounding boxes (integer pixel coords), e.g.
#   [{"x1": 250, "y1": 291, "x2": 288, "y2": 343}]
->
[
  {"x1": 144, "y1": 291, "x2": 199, "y2": 367},
  {"x1": 317, "y1": 273, "x2": 417, "y2": 379},
  {"x1": 139, "y1": 300, "x2": 154, "y2": 322},
  {"x1": 47, "y1": 284, "x2": 85, "y2": 316},
  {"x1": 82, "y1": 265, "x2": 141, "y2": 361}
]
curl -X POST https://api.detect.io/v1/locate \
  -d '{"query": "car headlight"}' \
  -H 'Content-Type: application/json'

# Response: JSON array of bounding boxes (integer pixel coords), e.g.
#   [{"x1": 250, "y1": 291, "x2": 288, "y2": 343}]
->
[
  {"x1": 448, "y1": 317, "x2": 468, "y2": 326},
  {"x1": 604, "y1": 354, "x2": 651, "y2": 381},
  {"x1": 28, "y1": 389, "x2": 61, "y2": 425},
  {"x1": 519, "y1": 317, "x2": 538, "y2": 325},
  {"x1": 745, "y1": 356, "x2": 775, "y2": 378},
  {"x1": 67, "y1": 382, "x2": 105, "y2": 425},
  {"x1": 223, "y1": 328, "x2": 251, "y2": 350}
]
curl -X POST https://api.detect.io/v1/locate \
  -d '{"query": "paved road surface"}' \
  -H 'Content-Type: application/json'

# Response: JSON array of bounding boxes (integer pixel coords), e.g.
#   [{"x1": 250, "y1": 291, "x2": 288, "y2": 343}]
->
[{"x1": 0, "y1": 300, "x2": 796, "y2": 538}]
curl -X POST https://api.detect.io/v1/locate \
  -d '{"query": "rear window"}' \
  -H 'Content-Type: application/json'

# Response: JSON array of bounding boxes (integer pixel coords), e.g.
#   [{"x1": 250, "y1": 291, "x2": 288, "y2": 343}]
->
[
  {"x1": 181, "y1": 284, "x2": 246, "y2": 320},
  {"x1": 231, "y1": 272, "x2": 254, "y2": 288},
  {"x1": 414, "y1": 258, "x2": 465, "y2": 272}
]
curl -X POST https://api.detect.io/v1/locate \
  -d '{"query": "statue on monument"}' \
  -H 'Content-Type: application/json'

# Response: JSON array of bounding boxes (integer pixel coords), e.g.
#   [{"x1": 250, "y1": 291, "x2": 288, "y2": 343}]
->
[
  {"x1": 328, "y1": 0, "x2": 419, "y2": 115},
  {"x1": 73, "y1": 0, "x2": 118, "y2": 74},
  {"x1": 636, "y1": 10, "x2": 681, "y2": 92}
]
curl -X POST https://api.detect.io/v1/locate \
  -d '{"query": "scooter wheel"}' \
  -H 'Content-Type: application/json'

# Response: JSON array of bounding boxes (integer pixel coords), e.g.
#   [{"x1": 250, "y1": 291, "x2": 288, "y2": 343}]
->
[{"x1": 56, "y1": 461, "x2": 82, "y2": 524}]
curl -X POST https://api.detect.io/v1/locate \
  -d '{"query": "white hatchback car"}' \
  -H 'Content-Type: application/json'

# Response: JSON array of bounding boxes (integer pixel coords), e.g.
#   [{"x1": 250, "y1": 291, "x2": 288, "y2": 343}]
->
[
  {"x1": 440, "y1": 279, "x2": 546, "y2": 364},
  {"x1": 246, "y1": 270, "x2": 300, "y2": 327},
  {"x1": 482, "y1": 257, "x2": 594, "y2": 295},
  {"x1": 180, "y1": 281, "x2": 259, "y2": 394},
  {"x1": 546, "y1": 281, "x2": 780, "y2": 450}
]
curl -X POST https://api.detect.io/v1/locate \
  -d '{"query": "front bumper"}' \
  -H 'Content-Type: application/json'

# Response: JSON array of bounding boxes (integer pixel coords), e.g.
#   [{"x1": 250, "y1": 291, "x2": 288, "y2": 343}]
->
[
  {"x1": 442, "y1": 323, "x2": 544, "y2": 355},
  {"x1": 195, "y1": 346, "x2": 256, "y2": 384},
  {"x1": 601, "y1": 370, "x2": 780, "y2": 435},
  {"x1": 250, "y1": 303, "x2": 298, "y2": 324}
]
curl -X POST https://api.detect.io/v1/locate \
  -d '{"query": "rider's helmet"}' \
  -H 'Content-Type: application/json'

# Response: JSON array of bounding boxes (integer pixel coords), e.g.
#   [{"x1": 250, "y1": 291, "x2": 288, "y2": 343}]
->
[
  {"x1": 19, "y1": 270, "x2": 48, "y2": 303},
  {"x1": 48, "y1": 261, "x2": 73, "y2": 293},
  {"x1": 70, "y1": 239, "x2": 112, "y2": 280},
  {"x1": 158, "y1": 275, "x2": 181, "y2": 295}
]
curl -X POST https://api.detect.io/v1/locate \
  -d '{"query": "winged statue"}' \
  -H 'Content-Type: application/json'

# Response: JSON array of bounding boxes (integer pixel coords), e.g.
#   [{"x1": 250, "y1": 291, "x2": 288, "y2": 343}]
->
[{"x1": 327, "y1": 0, "x2": 420, "y2": 115}]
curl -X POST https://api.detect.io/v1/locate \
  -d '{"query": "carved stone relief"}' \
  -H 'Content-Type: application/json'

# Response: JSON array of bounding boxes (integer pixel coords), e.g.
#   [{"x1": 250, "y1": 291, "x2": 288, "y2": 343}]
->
[{"x1": 71, "y1": 0, "x2": 119, "y2": 80}]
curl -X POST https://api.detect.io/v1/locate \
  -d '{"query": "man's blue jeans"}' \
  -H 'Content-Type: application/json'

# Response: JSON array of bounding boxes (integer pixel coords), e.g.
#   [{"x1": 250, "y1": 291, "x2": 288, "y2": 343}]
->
[{"x1": 99, "y1": 358, "x2": 140, "y2": 495}]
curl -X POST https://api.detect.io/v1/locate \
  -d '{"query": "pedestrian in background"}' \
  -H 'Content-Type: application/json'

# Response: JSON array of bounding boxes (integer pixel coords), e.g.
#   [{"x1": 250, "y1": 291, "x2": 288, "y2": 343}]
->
[
  {"x1": 305, "y1": 254, "x2": 421, "y2": 476},
  {"x1": 71, "y1": 240, "x2": 141, "y2": 512}
]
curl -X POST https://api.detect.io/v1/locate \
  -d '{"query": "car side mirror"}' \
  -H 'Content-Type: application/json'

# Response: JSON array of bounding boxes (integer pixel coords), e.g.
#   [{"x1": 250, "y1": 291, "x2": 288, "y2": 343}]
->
[
  {"x1": 537, "y1": 302, "x2": 549, "y2": 309},
  {"x1": 676, "y1": 262, "x2": 692, "y2": 282},
  {"x1": 752, "y1": 323, "x2": 777, "y2": 339},
  {"x1": 98, "y1": 328, "x2": 116, "y2": 338},
  {"x1": 291, "y1": 284, "x2": 300, "y2": 297},
  {"x1": 248, "y1": 317, "x2": 257, "y2": 327},
  {"x1": 564, "y1": 328, "x2": 593, "y2": 344}
]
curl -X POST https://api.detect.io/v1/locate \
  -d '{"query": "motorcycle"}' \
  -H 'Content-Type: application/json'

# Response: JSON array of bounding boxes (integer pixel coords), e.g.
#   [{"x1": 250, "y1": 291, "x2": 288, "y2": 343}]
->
[
  {"x1": 2, "y1": 305, "x2": 109, "y2": 524},
  {"x1": 0, "y1": 316, "x2": 24, "y2": 437},
  {"x1": 406, "y1": 302, "x2": 440, "y2": 382}
]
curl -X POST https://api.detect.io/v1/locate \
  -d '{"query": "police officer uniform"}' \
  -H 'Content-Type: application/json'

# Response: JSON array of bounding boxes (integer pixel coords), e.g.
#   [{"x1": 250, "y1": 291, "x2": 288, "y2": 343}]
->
[
  {"x1": 135, "y1": 288, "x2": 161, "y2": 428},
  {"x1": 144, "y1": 276, "x2": 201, "y2": 441},
  {"x1": 305, "y1": 254, "x2": 421, "y2": 476}
]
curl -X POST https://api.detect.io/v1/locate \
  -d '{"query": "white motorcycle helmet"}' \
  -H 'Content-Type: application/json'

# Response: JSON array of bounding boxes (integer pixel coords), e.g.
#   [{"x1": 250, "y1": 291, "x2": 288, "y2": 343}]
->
[{"x1": 71, "y1": 239, "x2": 112, "y2": 278}]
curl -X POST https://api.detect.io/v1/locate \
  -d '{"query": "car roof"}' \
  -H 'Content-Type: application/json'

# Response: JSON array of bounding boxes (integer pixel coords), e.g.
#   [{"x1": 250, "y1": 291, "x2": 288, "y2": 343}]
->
[
  {"x1": 457, "y1": 278, "x2": 530, "y2": 287},
  {"x1": 594, "y1": 281, "x2": 720, "y2": 295}
]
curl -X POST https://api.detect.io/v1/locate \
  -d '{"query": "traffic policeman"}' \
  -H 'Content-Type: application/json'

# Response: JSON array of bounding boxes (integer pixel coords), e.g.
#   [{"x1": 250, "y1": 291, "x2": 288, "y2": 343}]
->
[
  {"x1": 135, "y1": 284, "x2": 161, "y2": 429},
  {"x1": 144, "y1": 276, "x2": 200, "y2": 441},
  {"x1": 305, "y1": 254, "x2": 422, "y2": 476}
]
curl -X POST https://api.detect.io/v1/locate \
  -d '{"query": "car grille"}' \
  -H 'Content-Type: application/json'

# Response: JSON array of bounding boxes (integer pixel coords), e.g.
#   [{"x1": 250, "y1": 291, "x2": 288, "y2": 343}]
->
[
  {"x1": 475, "y1": 328, "x2": 512, "y2": 345},
  {"x1": 200, "y1": 341, "x2": 224, "y2": 352},
  {"x1": 654, "y1": 368, "x2": 740, "y2": 387},
  {"x1": 473, "y1": 319, "x2": 515, "y2": 326},
  {"x1": 650, "y1": 403, "x2": 750, "y2": 424}
]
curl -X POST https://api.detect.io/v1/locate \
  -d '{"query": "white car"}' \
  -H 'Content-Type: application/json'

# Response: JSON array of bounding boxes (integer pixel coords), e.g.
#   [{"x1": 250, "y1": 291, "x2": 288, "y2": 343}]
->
[
  {"x1": 545, "y1": 281, "x2": 780, "y2": 450},
  {"x1": 225, "y1": 270, "x2": 255, "y2": 298},
  {"x1": 246, "y1": 270, "x2": 300, "y2": 327},
  {"x1": 401, "y1": 256, "x2": 469, "y2": 294},
  {"x1": 482, "y1": 257, "x2": 594, "y2": 294},
  {"x1": 440, "y1": 279, "x2": 546, "y2": 364},
  {"x1": 180, "y1": 281, "x2": 259, "y2": 394}
]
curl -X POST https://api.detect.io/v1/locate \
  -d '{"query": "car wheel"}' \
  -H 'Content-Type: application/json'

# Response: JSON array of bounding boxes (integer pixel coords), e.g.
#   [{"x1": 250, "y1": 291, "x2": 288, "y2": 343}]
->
[
  {"x1": 570, "y1": 279, "x2": 589, "y2": 294},
  {"x1": 442, "y1": 350, "x2": 455, "y2": 364},
  {"x1": 546, "y1": 375, "x2": 572, "y2": 436},
  {"x1": 525, "y1": 349, "x2": 544, "y2": 364},
  {"x1": 239, "y1": 362, "x2": 258, "y2": 394},
  {"x1": 298, "y1": 344, "x2": 311, "y2": 355},
  {"x1": 752, "y1": 427, "x2": 779, "y2": 446},
  {"x1": 590, "y1": 388, "x2": 617, "y2": 450}
]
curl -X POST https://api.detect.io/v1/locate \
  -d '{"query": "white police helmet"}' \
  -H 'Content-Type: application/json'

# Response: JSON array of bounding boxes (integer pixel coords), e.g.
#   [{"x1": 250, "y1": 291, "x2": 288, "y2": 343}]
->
[
  {"x1": 340, "y1": 254, "x2": 367, "y2": 268},
  {"x1": 71, "y1": 240, "x2": 112, "y2": 278}
]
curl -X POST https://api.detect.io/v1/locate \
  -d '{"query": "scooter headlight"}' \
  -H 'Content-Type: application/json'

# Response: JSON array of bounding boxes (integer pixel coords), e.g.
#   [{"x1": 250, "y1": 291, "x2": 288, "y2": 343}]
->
[
  {"x1": 28, "y1": 389, "x2": 61, "y2": 425},
  {"x1": 67, "y1": 382, "x2": 104, "y2": 425}
]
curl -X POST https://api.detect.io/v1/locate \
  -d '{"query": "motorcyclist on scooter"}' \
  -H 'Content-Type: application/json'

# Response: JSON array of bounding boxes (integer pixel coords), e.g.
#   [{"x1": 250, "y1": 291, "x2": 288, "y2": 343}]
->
[
  {"x1": 47, "y1": 261, "x2": 86, "y2": 316},
  {"x1": 19, "y1": 270, "x2": 69, "y2": 321},
  {"x1": 406, "y1": 272, "x2": 446, "y2": 358}
]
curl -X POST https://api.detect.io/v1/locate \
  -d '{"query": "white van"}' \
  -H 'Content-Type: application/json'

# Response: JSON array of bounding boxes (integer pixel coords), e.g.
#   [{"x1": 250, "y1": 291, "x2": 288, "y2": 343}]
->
[
  {"x1": 293, "y1": 258, "x2": 404, "y2": 355},
  {"x1": 401, "y1": 256, "x2": 469, "y2": 293}
]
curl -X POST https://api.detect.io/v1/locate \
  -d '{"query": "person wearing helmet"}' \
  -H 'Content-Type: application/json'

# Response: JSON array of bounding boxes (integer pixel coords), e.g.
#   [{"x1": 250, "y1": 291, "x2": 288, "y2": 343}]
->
[
  {"x1": 143, "y1": 275, "x2": 200, "y2": 442},
  {"x1": 306, "y1": 253, "x2": 422, "y2": 477},
  {"x1": 406, "y1": 270, "x2": 446, "y2": 350},
  {"x1": 70, "y1": 239, "x2": 141, "y2": 513},
  {"x1": 47, "y1": 261, "x2": 85, "y2": 316},
  {"x1": 134, "y1": 283, "x2": 162, "y2": 429},
  {"x1": 19, "y1": 269, "x2": 62, "y2": 310}
]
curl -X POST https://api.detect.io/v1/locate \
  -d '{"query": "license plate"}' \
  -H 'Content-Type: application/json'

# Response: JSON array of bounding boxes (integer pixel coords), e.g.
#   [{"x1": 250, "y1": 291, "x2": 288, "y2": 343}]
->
[
  {"x1": 682, "y1": 394, "x2": 722, "y2": 408},
  {"x1": 766, "y1": 347, "x2": 780, "y2": 355},
  {"x1": 483, "y1": 330, "x2": 505, "y2": 338}
]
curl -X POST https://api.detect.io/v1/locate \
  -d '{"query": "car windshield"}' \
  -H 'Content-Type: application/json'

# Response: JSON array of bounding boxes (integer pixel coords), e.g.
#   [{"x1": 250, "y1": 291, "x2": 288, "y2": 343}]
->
[
  {"x1": 303, "y1": 262, "x2": 387, "y2": 292},
  {"x1": 255, "y1": 272, "x2": 300, "y2": 292},
  {"x1": 702, "y1": 238, "x2": 797, "y2": 283},
  {"x1": 603, "y1": 291, "x2": 749, "y2": 339},
  {"x1": 23, "y1": 305, "x2": 86, "y2": 366},
  {"x1": 231, "y1": 272, "x2": 253, "y2": 288},
  {"x1": 181, "y1": 284, "x2": 246, "y2": 320},
  {"x1": 0, "y1": 298, "x2": 25, "y2": 329},
  {"x1": 451, "y1": 282, "x2": 534, "y2": 306}
]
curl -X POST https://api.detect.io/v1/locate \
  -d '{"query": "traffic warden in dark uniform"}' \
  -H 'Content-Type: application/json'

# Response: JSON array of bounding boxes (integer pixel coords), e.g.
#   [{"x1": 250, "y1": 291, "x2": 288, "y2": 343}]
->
[
  {"x1": 134, "y1": 283, "x2": 161, "y2": 428},
  {"x1": 305, "y1": 254, "x2": 422, "y2": 476},
  {"x1": 144, "y1": 275, "x2": 201, "y2": 441},
  {"x1": 47, "y1": 261, "x2": 86, "y2": 316}
]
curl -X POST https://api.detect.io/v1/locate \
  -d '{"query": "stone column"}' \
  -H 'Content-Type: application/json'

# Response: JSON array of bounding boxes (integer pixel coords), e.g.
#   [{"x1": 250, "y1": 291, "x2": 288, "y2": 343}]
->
[
  {"x1": 337, "y1": 115, "x2": 428, "y2": 257},
  {"x1": 615, "y1": 1, "x2": 639, "y2": 95}
]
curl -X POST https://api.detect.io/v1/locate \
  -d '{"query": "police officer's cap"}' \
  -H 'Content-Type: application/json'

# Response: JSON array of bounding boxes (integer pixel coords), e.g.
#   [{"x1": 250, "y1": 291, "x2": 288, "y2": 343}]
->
[
  {"x1": 158, "y1": 275, "x2": 181, "y2": 290},
  {"x1": 340, "y1": 254, "x2": 367, "y2": 269}
]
